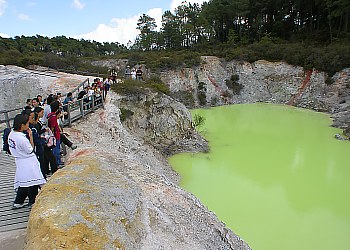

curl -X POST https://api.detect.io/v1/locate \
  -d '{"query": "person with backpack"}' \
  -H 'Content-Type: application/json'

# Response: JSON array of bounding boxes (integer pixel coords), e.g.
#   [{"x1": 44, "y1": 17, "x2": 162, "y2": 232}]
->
[
  {"x1": 35, "y1": 106, "x2": 58, "y2": 175},
  {"x1": 47, "y1": 100, "x2": 62, "y2": 167},
  {"x1": 29, "y1": 110, "x2": 47, "y2": 178},
  {"x1": 8, "y1": 113, "x2": 46, "y2": 209}
]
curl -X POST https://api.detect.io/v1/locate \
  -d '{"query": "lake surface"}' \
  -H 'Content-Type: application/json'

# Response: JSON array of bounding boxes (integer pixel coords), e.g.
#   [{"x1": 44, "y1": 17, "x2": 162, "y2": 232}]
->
[{"x1": 169, "y1": 103, "x2": 350, "y2": 250}]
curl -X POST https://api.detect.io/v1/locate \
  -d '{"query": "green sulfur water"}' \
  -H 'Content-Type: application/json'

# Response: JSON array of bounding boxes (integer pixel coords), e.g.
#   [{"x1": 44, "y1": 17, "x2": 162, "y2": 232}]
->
[{"x1": 169, "y1": 103, "x2": 350, "y2": 250}]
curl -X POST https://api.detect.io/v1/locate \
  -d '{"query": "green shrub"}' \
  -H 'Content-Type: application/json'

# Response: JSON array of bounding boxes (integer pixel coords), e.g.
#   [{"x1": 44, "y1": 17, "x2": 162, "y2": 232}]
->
[
  {"x1": 225, "y1": 74, "x2": 243, "y2": 94},
  {"x1": 193, "y1": 114, "x2": 205, "y2": 128},
  {"x1": 111, "y1": 79, "x2": 146, "y2": 95},
  {"x1": 119, "y1": 108, "x2": 134, "y2": 122},
  {"x1": 198, "y1": 82, "x2": 207, "y2": 106},
  {"x1": 171, "y1": 90, "x2": 195, "y2": 108},
  {"x1": 144, "y1": 76, "x2": 170, "y2": 94},
  {"x1": 111, "y1": 76, "x2": 170, "y2": 96}
]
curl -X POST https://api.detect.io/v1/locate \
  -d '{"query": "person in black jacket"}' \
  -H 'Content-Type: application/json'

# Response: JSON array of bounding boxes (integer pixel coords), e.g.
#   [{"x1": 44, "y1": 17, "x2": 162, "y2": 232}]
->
[
  {"x1": 33, "y1": 107, "x2": 58, "y2": 175},
  {"x1": 29, "y1": 110, "x2": 47, "y2": 178}
]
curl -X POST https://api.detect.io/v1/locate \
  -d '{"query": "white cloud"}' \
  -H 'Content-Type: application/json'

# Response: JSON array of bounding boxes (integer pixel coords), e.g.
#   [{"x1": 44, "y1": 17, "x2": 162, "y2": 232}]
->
[
  {"x1": 28, "y1": 2, "x2": 37, "y2": 7},
  {"x1": 18, "y1": 13, "x2": 32, "y2": 21},
  {"x1": 73, "y1": 8, "x2": 163, "y2": 45},
  {"x1": 0, "y1": 0, "x2": 7, "y2": 16},
  {"x1": 146, "y1": 8, "x2": 163, "y2": 31},
  {"x1": 170, "y1": 0, "x2": 206, "y2": 12},
  {"x1": 71, "y1": 0, "x2": 85, "y2": 10},
  {"x1": 0, "y1": 32, "x2": 10, "y2": 38}
]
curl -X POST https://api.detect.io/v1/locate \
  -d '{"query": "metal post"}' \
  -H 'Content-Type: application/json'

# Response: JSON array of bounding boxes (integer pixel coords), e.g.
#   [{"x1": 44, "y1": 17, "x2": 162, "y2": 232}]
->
[
  {"x1": 79, "y1": 99, "x2": 84, "y2": 117},
  {"x1": 67, "y1": 104, "x2": 72, "y2": 127},
  {"x1": 4, "y1": 112, "x2": 10, "y2": 128},
  {"x1": 91, "y1": 95, "x2": 95, "y2": 111}
]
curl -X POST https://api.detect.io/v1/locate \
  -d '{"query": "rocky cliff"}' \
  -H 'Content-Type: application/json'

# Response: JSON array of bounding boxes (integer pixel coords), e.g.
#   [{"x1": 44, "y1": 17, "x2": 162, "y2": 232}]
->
[
  {"x1": 25, "y1": 92, "x2": 250, "y2": 250},
  {"x1": 159, "y1": 57, "x2": 350, "y2": 133},
  {"x1": 117, "y1": 90, "x2": 208, "y2": 156}
]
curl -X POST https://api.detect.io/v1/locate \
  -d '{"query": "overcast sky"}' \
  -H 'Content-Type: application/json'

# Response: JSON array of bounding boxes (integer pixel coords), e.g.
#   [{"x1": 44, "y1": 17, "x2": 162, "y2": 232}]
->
[{"x1": 0, "y1": 0, "x2": 205, "y2": 45}]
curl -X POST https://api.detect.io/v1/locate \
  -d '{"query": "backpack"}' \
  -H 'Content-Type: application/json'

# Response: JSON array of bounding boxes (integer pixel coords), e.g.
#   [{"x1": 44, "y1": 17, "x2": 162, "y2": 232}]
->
[
  {"x1": 2, "y1": 128, "x2": 11, "y2": 155},
  {"x1": 43, "y1": 129, "x2": 57, "y2": 149}
]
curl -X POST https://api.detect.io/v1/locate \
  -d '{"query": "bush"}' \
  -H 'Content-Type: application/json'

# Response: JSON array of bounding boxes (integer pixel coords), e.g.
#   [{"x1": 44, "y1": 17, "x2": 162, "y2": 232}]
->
[
  {"x1": 111, "y1": 76, "x2": 170, "y2": 96},
  {"x1": 144, "y1": 76, "x2": 170, "y2": 95},
  {"x1": 193, "y1": 114, "x2": 205, "y2": 128},
  {"x1": 171, "y1": 90, "x2": 195, "y2": 108},
  {"x1": 119, "y1": 108, "x2": 134, "y2": 122},
  {"x1": 225, "y1": 74, "x2": 243, "y2": 94},
  {"x1": 111, "y1": 79, "x2": 146, "y2": 96},
  {"x1": 198, "y1": 82, "x2": 207, "y2": 106}
]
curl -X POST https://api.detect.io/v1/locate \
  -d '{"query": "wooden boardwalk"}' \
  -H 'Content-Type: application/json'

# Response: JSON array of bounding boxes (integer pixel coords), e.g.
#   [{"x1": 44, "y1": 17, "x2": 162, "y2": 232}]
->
[
  {"x1": 0, "y1": 76, "x2": 106, "y2": 234},
  {"x1": 0, "y1": 152, "x2": 31, "y2": 232}
]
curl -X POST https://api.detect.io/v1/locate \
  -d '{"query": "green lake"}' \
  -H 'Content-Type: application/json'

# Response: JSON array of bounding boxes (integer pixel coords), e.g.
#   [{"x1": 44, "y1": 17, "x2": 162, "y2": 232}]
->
[{"x1": 169, "y1": 103, "x2": 350, "y2": 250}]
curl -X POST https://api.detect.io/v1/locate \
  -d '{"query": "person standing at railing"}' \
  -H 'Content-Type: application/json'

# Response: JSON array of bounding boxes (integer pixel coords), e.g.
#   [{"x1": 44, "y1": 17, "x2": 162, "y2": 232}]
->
[
  {"x1": 37, "y1": 95, "x2": 43, "y2": 106},
  {"x1": 47, "y1": 101, "x2": 62, "y2": 167},
  {"x1": 9, "y1": 113, "x2": 46, "y2": 209},
  {"x1": 24, "y1": 99, "x2": 32, "y2": 111},
  {"x1": 63, "y1": 92, "x2": 74, "y2": 120},
  {"x1": 103, "y1": 77, "x2": 112, "y2": 98},
  {"x1": 29, "y1": 110, "x2": 47, "y2": 179},
  {"x1": 41, "y1": 95, "x2": 54, "y2": 126},
  {"x1": 31, "y1": 98, "x2": 40, "y2": 109},
  {"x1": 35, "y1": 106, "x2": 58, "y2": 175}
]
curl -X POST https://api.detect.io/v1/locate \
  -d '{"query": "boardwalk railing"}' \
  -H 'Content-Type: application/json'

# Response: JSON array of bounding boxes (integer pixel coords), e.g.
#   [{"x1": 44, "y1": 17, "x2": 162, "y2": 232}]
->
[{"x1": 0, "y1": 78, "x2": 105, "y2": 129}]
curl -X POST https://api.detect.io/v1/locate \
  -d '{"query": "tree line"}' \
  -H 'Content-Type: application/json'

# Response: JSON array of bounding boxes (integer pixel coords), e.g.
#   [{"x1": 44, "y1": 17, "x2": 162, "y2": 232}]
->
[
  {"x1": 134, "y1": 0, "x2": 349, "y2": 50},
  {"x1": 0, "y1": 0, "x2": 349, "y2": 75}
]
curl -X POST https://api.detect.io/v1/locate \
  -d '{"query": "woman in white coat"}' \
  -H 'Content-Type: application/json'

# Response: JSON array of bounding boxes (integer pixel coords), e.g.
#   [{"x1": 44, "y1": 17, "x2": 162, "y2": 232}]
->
[{"x1": 8, "y1": 113, "x2": 46, "y2": 209}]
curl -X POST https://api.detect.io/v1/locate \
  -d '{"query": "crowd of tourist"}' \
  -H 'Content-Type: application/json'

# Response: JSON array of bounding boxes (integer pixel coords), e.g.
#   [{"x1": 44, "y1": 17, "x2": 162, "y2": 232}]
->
[
  {"x1": 124, "y1": 66, "x2": 143, "y2": 80},
  {"x1": 7, "y1": 78, "x2": 111, "y2": 209}
]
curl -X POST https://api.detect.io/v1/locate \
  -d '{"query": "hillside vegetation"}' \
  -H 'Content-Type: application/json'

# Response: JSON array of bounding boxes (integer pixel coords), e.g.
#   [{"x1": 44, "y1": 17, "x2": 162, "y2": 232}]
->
[{"x1": 0, "y1": 0, "x2": 349, "y2": 76}]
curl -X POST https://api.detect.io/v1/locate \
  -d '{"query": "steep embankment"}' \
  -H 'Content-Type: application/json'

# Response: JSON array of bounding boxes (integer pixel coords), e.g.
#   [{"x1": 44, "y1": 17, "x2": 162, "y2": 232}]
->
[
  {"x1": 25, "y1": 92, "x2": 250, "y2": 250},
  {"x1": 159, "y1": 57, "x2": 350, "y2": 133}
]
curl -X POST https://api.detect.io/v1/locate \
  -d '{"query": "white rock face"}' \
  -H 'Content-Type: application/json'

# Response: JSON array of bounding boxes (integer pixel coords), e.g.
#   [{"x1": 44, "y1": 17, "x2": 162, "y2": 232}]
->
[
  {"x1": 160, "y1": 57, "x2": 350, "y2": 129},
  {"x1": 0, "y1": 65, "x2": 91, "y2": 110}
]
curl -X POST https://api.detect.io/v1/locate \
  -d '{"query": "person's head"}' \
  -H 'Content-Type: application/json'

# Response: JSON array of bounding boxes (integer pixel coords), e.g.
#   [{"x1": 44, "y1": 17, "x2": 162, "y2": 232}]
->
[
  {"x1": 13, "y1": 114, "x2": 29, "y2": 131},
  {"x1": 50, "y1": 100, "x2": 60, "y2": 113},
  {"x1": 31, "y1": 98, "x2": 40, "y2": 107},
  {"x1": 33, "y1": 106, "x2": 44, "y2": 118},
  {"x1": 67, "y1": 92, "x2": 73, "y2": 98},
  {"x1": 57, "y1": 92, "x2": 62, "y2": 98},
  {"x1": 22, "y1": 107, "x2": 31, "y2": 115},
  {"x1": 26, "y1": 98, "x2": 32, "y2": 106},
  {"x1": 37, "y1": 95, "x2": 42, "y2": 102},
  {"x1": 29, "y1": 111, "x2": 35, "y2": 125},
  {"x1": 46, "y1": 95, "x2": 54, "y2": 105}
]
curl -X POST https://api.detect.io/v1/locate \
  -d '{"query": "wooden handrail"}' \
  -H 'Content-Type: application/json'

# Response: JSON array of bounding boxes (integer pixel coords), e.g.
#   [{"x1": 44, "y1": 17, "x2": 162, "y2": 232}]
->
[{"x1": 0, "y1": 78, "x2": 105, "y2": 129}]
